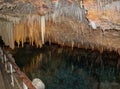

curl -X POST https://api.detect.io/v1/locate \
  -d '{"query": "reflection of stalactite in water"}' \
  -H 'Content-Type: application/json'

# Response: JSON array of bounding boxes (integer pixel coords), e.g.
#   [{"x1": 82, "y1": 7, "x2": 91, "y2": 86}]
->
[
  {"x1": 117, "y1": 58, "x2": 120, "y2": 70},
  {"x1": 23, "y1": 53, "x2": 43, "y2": 73}
]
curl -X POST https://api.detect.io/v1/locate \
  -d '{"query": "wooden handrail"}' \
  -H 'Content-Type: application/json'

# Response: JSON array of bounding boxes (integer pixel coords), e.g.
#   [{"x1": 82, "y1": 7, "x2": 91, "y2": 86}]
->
[{"x1": 3, "y1": 49, "x2": 36, "y2": 89}]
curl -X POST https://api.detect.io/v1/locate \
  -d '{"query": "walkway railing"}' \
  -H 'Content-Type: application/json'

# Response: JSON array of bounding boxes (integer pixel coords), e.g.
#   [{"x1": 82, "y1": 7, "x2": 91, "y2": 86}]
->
[{"x1": 0, "y1": 47, "x2": 36, "y2": 89}]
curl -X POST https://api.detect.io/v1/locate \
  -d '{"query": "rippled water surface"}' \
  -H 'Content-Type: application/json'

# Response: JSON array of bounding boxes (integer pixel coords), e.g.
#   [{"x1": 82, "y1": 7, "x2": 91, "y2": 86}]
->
[{"x1": 13, "y1": 44, "x2": 120, "y2": 89}]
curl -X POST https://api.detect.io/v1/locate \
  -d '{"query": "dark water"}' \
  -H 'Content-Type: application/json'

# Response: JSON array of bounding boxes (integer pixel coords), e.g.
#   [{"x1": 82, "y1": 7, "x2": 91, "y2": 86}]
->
[{"x1": 13, "y1": 44, "x2": 120, "y2": 89}]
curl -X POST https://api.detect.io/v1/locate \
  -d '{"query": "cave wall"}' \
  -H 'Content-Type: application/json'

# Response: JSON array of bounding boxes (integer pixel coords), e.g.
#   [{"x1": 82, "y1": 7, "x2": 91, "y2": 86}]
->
[{"x1": 83, "y1": 0, "x2": 120, "y2": 30}]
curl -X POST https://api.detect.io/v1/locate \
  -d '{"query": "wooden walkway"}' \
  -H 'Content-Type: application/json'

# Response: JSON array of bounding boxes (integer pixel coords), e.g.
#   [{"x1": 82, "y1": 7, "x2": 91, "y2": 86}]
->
[
  {"x1": 0, "y1": 62, "x2": 24, "y2": 89},
  {"x1": 0, "y1": 67, "x2": 6, "y2": 89},
  {"x1": 0, "y1": 47, "x2": 36, "y2": 89}
]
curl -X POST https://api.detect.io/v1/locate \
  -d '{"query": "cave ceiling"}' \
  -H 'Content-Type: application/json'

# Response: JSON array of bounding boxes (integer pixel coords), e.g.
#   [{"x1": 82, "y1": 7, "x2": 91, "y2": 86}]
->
[
  {"x1": 0, "y1": 0, "x2": 120, "y2": 30},
  {"x1": 0, "y1": 0, "x2": 120, "y2": 52}
]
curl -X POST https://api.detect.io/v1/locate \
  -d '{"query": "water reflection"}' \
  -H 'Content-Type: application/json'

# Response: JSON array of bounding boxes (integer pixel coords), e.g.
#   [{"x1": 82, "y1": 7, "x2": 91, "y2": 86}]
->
[{"x1": 14, "y1": 45, "x2": 120, "y2": 89}]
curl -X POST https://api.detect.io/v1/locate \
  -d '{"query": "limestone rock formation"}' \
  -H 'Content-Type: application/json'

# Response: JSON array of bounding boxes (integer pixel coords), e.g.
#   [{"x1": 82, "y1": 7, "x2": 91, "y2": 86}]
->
[
  {"x1": 0, "y1": 0, "x2": 120, "y2": 54},
  {"x1": 83, "y1": 0, "x2": 120, "y2": 30}
]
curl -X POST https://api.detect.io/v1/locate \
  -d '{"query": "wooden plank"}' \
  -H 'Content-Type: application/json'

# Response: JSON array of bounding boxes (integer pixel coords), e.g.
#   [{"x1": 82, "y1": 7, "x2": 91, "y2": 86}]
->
[
  {"x1": 0, "y1": 63, "x2": 22, "y2": 89},
  {"x1": 0, "y1": 69, "x2": 6, "y2": 89},
  {"x1": 0, "y1": 63, "x2": 12, "y2": 89}
]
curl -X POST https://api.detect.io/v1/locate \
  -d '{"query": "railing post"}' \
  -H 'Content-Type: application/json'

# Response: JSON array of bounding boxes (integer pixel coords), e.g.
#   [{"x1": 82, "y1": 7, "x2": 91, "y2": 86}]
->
[
  {"x1": 4, "y1": 55, "x2": 8, "y2": 72},
  {"x1": 1, "y1": 48, "x2": 36, "y2": 89},
  {"x1": 0, "y1": 47, "x2": 4, "y2": 64},
  {"x1": 10, "y1": 63, "x2": 14, "y2": 87},
  {"x1": 1, "y1": 54, "x2": 4, "y2": 64},
  {"x1": 23, "y1": 82, "x2": 28, "y2": 89}
]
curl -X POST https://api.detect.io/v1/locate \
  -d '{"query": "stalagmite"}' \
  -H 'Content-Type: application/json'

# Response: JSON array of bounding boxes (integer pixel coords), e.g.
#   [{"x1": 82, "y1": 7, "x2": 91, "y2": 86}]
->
[{"x1": 41, "y1": 16, "x2": 45, "y2": 44}]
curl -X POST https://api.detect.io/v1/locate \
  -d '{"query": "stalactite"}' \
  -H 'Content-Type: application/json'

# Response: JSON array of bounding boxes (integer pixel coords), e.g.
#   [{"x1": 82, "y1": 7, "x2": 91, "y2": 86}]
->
[
  {"x1": 34, "y1": 20, "x2": 41, "y2": 47},
  {"x1": 14, "y1": 23, "x2": 23, "y2": 47},
  {"x1": 26, "y1": 15, "x2": 43, "y2": 47},
  {"x1": 0, "y1": 1, "x2": 85, "y2": 49},
  {"x1": 0, "y1": 20, "x2": 14, "y2": 49},
  {"x1": 20, "y1": 22, "x2": 26, "y2": 47},
  {"x1": 41, "y1": 16, "x2": 45, "y2": 45},
  {"x1": 27, "y1": 15, "x2": 34, "y2": 46},
  {"x1": 49, "y1": 0, "x2": 86, "y2": 23},
  {"x1": 71, "y1": 41, "x2": 74, "y2": 49},
  {"x1": 8, "y1": 22, "x2": 14, "y2": 49},
  {"x1": 77, "y1": 44, "x2": 80, "y2": 48},
  {"x1": 0, "y1": 0, "x2": 119, "y2": 51}
]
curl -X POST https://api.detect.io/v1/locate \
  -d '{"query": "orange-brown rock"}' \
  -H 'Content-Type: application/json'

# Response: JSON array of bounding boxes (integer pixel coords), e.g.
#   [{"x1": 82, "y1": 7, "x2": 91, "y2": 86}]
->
[{"x1": 83, "y1": 0, "x2": 120, "y2": 30}]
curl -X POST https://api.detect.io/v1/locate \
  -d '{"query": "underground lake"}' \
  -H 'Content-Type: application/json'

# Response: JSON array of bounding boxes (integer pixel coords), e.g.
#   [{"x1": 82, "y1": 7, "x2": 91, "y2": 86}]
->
[{"x1": 13, "y1": 44, "x2": 120, "y2": 89}]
